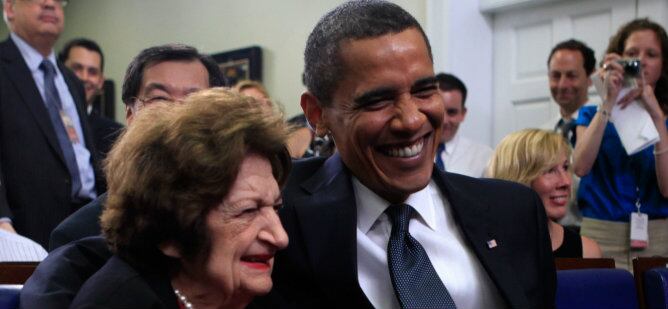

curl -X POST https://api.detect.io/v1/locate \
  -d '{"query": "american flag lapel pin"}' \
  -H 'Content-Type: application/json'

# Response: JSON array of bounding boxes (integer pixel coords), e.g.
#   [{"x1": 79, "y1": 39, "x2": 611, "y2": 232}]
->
[{"x1": 486, "y1": 239, "x2": 498, "y2": 249}]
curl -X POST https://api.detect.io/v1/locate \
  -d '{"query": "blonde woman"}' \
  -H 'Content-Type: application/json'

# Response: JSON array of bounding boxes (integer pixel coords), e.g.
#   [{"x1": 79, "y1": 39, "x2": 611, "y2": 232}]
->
[{"x1": 489, "y1": 129, "x2": 601, "y2": 258}]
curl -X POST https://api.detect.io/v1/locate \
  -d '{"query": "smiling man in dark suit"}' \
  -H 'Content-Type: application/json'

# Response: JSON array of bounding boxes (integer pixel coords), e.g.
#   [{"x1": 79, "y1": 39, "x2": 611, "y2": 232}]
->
[
  {"x1": 256, "y1": 1, "x2": 556, "y2": 308},
  {"x1": 59, "y1": 38, "x2": 124, "y2": 160},
  {"x1": 0, "y1": 0, "x2": 101, "y2": 247}
]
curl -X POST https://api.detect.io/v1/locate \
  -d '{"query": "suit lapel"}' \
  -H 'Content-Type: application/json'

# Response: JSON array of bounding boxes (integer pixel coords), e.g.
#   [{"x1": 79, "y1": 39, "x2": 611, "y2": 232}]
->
[
  {"x1": 0, "y1": 38, "x2": 66, "y2": 165},
  {"x1": 293, "y1": 154, "x2": 371, "y2": 307},
  {"x1": 434, "y1": 170, "x2": 530, "y2": 308}
]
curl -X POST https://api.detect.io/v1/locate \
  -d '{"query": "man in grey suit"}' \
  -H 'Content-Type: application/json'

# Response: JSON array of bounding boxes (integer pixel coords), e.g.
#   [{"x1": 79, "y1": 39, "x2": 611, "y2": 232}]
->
[
  {"x1": 255, "y1": 1, "x2": 556, "y2": 308},
  {"x1": 0, "y1": 0, "x2": 100, "y2": 247}
]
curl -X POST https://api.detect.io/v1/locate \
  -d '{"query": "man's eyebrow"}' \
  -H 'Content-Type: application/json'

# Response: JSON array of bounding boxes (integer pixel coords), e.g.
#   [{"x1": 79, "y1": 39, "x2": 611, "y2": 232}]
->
[
  {"x1": 353, "y1": 86, "x2": 396, "y2": 108},
  {"x1": 142, "y1": 83, "x2": 169, "y2": 94},
  {"x1": 410, "y1": 76, "x2": 438, "y2": 92}
]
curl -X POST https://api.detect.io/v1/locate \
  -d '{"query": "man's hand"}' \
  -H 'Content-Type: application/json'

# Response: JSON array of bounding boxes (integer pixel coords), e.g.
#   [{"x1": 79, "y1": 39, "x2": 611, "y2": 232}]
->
[{"x1": 0, "y1": 221, "x2": 16, "y2": 233}]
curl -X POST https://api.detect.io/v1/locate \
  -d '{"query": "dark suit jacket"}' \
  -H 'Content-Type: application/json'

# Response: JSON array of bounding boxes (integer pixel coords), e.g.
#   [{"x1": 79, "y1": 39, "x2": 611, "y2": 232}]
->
[
  {"x1": 70, "y1": 252, "x2": 178, "y2": 309},
  {"x1": 49, "y1": 193, "x2": 106, "y2": 251},
  {"x1": 0, "y1": 37, "x2": 102, "y2": 247},
  {"x1": 20, "y1": 236, "x2": 112, "y2": 309},
  {"x1": 88, "y1": 111, "x2": 123, "y2": 160},
  {"x1": 253, "y1": 154, "x2": 556, "y2": 309}
]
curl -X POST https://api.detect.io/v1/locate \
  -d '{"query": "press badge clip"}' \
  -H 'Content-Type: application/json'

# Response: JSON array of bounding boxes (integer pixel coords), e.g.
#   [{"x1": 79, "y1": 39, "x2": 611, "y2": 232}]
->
[{"x1": 630, "y1": 199, "x2": 648, "y2": 249}]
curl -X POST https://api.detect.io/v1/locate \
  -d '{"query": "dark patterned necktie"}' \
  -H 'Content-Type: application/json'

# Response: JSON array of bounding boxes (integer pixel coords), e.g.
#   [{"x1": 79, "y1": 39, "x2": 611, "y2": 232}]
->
[
  {"x1": 386, "y1": 204, "x2": 457, "y2": 309},
  {"x1": 435, "y1": 143, "x2": 446, "y2": 171},
  {"x1": 555, "y1": 118, "x2": 577, "y2": 146},
  {"x1": 40, "y1": 59, "x2": 82, "y2": 198}
]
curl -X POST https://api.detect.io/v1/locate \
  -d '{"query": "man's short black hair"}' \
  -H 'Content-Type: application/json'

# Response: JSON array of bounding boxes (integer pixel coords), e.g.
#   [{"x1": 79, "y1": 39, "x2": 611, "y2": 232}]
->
[
  {"x1": 58, "y1": 38, "x2": 105, "y2": 72},
  {"x1": 303, "y1": 0, "x2": 432, "y2": 106},
  {"x1": 436, "y1": 73, "x2": 467, "y2": 107},
  {"x1": 121, "y1": 44, "x2": 225, "y2": 105},
  {"x1": 547, "y1": 39, "x2": 596, "y2": 76}
]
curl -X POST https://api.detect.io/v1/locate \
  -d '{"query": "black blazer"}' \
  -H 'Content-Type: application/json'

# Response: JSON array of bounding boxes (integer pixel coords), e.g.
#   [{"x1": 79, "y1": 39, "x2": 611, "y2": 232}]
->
[
  {"x1": 70, "y1": 253, "x2": 179, "y2": 309},
  {"x1": 254, "y1": 154, "x2": 556, "y2": 309},
  {"x1": 49, "y1": 193, "x2": 106, "y2": 251},
  {"x1": 20, "y1": 236, "x2": 112, "y2": 309},
  {"x1": 0, "y1": 37, "x2": 101, "y2": 247},
  {"x1": 87, "y1": 111, "x2": 123, "y2": 160}
]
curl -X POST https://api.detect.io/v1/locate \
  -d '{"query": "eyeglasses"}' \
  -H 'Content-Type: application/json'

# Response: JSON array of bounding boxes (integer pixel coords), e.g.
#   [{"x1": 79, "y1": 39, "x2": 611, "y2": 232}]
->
[
  {"x1": 131, "y1": 96, "x2": 184, "y2": 108},
  {"x1": 20, "y1": 0, "x2": 68, "y2": 8}
]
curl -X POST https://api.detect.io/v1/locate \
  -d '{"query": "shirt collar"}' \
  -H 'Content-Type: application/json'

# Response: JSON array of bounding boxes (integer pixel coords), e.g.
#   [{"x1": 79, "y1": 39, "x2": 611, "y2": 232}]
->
[
  {"x1": 444, "y1": 133, "x2": 460, "y2": 155},
  {"x1": 354, "y1": 177, "x2": 438, "y2": 234},
  {"x1": 11, "y1": 32, "x2": 57, "y2": 73}
]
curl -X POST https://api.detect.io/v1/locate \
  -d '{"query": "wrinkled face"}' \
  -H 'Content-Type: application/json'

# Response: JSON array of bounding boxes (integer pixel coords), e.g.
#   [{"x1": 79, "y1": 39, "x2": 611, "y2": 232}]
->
[
  {"x1": 319, "y1": 28, "x2": 443, "y2": 203},
  {"x1": 530, "y1": 153, "x2": 572, "y2": 221},
  {"x1": 624, "y1": 29, "x2": 663, "y2": 88},
  {"x1": 64, "y1": 46, "x2": 104, "y2": 104},
  {"x1": 126, "y1": 59, "x2": 210, "y2": 123},
  {"x1": 548, "y1": 49, "x2": 591, "y2": 115},
  {"x1": 440, "y1": 90, "x2": 466, "y2": 143},
  {"x1": 204, "y1": 153, "x2": 288, "y2": 302},
  {"x1": 4, "y1": 0, "x2": 64, "y2": 44}
]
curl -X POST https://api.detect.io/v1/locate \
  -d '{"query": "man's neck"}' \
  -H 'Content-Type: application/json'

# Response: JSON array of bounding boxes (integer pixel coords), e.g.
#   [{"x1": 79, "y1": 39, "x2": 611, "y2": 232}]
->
[
  {"x1": 13, "y1": 31, "x2": 56, "y2": 57},
  {"x1": 560, "y1": 100, "x2": 587, "y2": 120}
]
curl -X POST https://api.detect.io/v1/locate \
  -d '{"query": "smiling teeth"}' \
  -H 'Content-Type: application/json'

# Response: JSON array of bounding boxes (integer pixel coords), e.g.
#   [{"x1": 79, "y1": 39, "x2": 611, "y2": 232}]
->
[{"x1": 387, "y1": 141, "x2": 423, "y2": 158}]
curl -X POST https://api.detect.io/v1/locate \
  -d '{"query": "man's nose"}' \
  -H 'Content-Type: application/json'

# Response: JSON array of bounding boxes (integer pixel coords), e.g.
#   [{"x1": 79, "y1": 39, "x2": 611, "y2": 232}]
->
[{"x1": 391, "y1": 96, "x2": 425, "y2": 133}]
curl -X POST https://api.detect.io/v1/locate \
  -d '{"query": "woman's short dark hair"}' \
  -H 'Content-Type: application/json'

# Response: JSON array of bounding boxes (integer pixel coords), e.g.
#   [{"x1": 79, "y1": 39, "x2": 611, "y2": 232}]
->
[
  {"x1": 101, "y1": 88, "x2": 291, "y2": 265},
  {"x1": 606, "y1": 18, "x2": 668, "y2": 112}
]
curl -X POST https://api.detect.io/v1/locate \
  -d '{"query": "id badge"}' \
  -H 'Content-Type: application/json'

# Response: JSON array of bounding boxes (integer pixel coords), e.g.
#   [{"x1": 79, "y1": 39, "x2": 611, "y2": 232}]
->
[{"x1": 630, "y1": 212, "x2": 649, "y2": 249}]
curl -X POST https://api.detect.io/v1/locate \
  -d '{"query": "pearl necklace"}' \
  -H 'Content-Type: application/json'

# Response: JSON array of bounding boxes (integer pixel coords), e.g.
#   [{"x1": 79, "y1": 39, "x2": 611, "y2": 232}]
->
[{"x1": 174, "y1": 289, "x2": 195, "y2": 309}]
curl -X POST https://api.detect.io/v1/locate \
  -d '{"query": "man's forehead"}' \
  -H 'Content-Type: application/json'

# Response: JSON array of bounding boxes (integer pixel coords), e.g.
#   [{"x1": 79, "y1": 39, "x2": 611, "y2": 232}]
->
[
  {"x1": 140, "y1": 59, "x2": 209, "y2": 93},
  {"x1": 549, "y1": 49, "x2": 584, "y2": 68},
  {"x1": 68, "y1": 47, "x2": 102, "y2": 66}
]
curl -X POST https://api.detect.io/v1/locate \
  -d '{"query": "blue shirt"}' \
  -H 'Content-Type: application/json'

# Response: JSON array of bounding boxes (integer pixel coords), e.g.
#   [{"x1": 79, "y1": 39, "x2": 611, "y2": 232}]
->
[
  {"x1": 11, "y1": 33, "x2": 97, "y2": 201},
  {"x1": 576, "y1": 105, "x2": 668, "y2": 221}
]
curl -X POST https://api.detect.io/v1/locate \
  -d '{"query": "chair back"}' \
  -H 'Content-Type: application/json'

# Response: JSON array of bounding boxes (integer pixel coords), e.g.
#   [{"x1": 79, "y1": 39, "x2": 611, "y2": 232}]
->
[
  {"x1": 556, "y1": 269, "x2": 638, "y2": 309},
  {"x1": 644, "y1": 268, "x2": 668, "y2": 309},
  {"x1": 0, "y1": 285, "x2": 21, "y2": 309},
  {"x1": 0, "y1": 262, "x2": 39, "y2": 284},
  {"x1": 634, "y1": 257, "x2": 668, "y2": 309},
  {"x1": 555, "y1": 257, "x2": 615, "y2": 270}
]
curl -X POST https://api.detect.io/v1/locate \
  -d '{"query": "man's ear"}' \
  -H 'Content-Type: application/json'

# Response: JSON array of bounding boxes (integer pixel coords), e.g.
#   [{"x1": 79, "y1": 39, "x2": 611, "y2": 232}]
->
[
  {"x1": 125, "y1": 105, "x2": 134, "y2": 125},
  {"x1": 4, "y1": 0, "x2": 15, "y2": 23},
  {"x1": 300, "y1": 91, "x2": 328, "y2": 137},
  {"x1": 159, "y1": 242, "x2": 182, "y2": 259}
]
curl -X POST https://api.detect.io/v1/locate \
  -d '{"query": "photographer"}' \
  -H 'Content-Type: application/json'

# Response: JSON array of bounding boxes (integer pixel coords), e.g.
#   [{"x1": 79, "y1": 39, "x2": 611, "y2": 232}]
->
[{"x1": 573, "y1": 18, "x2": 668, "y2": 271}]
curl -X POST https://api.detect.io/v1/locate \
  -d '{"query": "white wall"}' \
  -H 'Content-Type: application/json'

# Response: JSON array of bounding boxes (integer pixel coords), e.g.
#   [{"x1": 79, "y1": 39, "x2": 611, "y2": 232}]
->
[
  {"x1": 2, "y1": 0, "x2": 426, "y2": 123},
  {"x1": 427, "y1": 0, "x2": 494, "y2": 146}
]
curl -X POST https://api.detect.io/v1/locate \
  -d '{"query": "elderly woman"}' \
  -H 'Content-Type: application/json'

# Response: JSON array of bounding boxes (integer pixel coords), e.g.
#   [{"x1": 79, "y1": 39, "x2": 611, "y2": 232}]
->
[
  {"x1": 489, "y1": 129, "x2": 601, "y2": 258},
  {"x1": 69, "y1": 88, "x2": 291, "y2": 309},
  {"x1": 573, "y1": 18, "x2": 668, "y2": 270}
]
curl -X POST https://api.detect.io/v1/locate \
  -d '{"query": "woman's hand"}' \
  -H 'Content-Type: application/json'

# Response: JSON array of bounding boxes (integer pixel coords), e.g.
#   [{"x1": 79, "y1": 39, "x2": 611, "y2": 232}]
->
[
  {"x1": 600, "y1": 53, "x2": 642, "y2": 110},
  {"x1": 640, "y1": 84, "x2": 666, "y2": 121}
]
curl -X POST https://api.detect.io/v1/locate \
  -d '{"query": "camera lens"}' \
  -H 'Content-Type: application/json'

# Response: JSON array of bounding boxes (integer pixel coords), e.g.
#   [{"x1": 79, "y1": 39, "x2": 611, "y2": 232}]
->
[{"x1": 623, "y1": 59, "x2": 641, "y2": 76}]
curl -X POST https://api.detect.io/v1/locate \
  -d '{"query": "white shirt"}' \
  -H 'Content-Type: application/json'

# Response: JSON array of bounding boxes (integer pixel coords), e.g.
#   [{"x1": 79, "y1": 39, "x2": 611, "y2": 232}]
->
[
  {"x1": 354, "y1": 178, "x2": 505, "y2": 309},
  {"x1": 438, "y1": 134, "x2": 493, "y2": 178},
  {"x1": 11, "y1": 33, "x2": 97, "y2": 200}
]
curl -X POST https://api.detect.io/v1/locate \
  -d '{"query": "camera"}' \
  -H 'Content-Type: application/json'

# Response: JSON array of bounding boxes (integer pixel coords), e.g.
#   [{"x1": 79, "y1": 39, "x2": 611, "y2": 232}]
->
[{"x1": 617, "y1": 58, "x2": 641, "y2": 77}]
